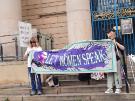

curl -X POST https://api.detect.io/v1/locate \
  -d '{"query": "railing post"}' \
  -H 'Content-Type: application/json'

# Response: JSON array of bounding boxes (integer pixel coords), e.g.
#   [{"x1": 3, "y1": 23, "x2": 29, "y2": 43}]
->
[
  {"x1": 46, "y1": 35, "x2": 52, "y2": 50},
  {"x1": 0, "y1": 44, "x2": 3, "y2": 62},
  {"x1": 14, "y1": 37, "x2": 19, "y2": 60}
]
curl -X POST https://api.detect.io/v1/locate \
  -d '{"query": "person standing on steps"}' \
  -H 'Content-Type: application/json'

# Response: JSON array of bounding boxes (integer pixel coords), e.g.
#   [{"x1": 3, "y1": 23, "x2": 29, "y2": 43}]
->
[
  {"x1": 105, "y1": 29, "x2": 125, "y2": 94},
  {"x1": 24, "y1": 37, "x2": 42, "y2": 96}
]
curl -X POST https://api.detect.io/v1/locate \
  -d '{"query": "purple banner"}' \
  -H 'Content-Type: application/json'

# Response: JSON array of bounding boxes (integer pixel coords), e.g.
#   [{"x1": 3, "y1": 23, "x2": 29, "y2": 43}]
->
[{"x1": 33, "y1": 44, "x2": 109, "y2": 71}]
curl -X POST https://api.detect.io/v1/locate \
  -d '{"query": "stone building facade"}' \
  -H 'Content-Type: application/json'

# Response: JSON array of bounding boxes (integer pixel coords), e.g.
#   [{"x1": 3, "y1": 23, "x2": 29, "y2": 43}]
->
[
  {"x1": 0, "y1": 0, "x2": 91, "y2": 84},
  {"x1": 22, "y1": 0, "x2": 68, "y2": 49},
  {"x1": 21, "y1": 0, "x2": 92, "y2": 49}
]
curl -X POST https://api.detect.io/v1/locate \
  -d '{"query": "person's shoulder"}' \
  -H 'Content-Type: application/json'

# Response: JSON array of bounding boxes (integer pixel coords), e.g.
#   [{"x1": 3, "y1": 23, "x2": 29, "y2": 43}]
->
[
  {"x1": 116, "y1": 37, "x2": 124, "y2": 45},
  {"x1": 27, "y1": 46, "x2": 32, "y2": 50},
  {"x1": 37, "y1": 46, "x2": 41, "y2": 48},
  {"x1": 116, "y1": 37, "x2": 121, "y2": 42},
  {"x1": 37, "y1": 46, "x2": 42, "y2": 50},
  {"x1": 115, "y1": 37, "x2": 121, "y2": 40}
]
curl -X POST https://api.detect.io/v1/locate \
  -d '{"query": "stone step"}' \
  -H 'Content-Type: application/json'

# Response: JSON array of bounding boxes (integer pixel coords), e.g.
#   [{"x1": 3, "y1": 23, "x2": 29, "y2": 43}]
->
[
  {"x1": 0, "y1": 84, "x2": 135, "y2": 96},
  {"x1": 0, "y1": 86, "x2": 30, "y2": 96},
  {"x1": 24, "y1": 93, "x2": 135, "y2": 101},
  {"x1": 127, "y1": 71, "x2": 135, "y2": 78},
  {"x1": 59, "y1": 77, "x2": 135, "y2": 86},
  {"x1": 1, "y1": 93, "x2": 135, "y2": 101},
  {"x1": 55, "y1": 70, "x2": 135, "y2": 81},
  {"x1": 127, "y1": 66, "x2": 135, "y2": 71},
  {"x1": 44, "y1": 84, "x2": 135, "y2": 94},
  {"x1": 0, "y1": 78, "x2": 133, "y2": 96}
]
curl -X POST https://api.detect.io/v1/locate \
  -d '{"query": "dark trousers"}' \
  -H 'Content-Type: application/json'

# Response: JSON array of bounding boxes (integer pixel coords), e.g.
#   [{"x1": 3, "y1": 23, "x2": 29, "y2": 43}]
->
[{"x1": 28, "y1": 67, "x2": 42, "y2": 92}]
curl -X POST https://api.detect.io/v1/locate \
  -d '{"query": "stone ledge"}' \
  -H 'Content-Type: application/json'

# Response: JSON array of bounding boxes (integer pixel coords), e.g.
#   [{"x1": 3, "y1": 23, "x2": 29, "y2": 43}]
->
[{"x1": 0, "y1": 61, "x2": 27, "y2": 66}]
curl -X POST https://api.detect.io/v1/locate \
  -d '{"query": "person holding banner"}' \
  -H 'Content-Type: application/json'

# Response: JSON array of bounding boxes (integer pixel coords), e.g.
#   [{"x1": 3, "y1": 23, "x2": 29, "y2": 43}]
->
[
  {"x1": 24, "y1": 37, "x2": 42, "y2": 96},
  {"x1": 105, "y1": 29, "x2": 125, "y2": 94}
]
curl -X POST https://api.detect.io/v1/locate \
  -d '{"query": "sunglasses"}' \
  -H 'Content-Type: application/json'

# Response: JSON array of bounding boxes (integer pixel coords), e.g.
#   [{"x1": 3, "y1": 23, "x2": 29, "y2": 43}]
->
[{"x1": 30, "y1": 41, "x2": 36, "y2": 43}]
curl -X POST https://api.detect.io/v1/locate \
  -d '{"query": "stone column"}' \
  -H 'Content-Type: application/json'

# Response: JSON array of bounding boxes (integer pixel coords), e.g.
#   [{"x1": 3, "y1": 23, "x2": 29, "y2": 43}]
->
[
  {"x1": 66, "y1": 0, "x2": 92, "y2": 44},
  {"x1": 0, "y1": 0, "x2": 21, "y2": 58}
]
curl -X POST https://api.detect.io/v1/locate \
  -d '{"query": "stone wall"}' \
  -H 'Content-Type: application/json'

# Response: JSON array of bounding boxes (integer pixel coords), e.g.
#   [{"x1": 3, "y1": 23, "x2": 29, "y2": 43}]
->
[
  {"x1": 0, "y1": 61, "x2": 28, "y2": 85},
  {"x1": 21, "y1": 0, "x2": 68, "y2": 49}
]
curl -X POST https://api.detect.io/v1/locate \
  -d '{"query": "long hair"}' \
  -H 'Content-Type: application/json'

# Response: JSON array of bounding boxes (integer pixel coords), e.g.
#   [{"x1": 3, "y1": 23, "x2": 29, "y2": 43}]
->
[{"x1": 29, "y1": 37, "x2": 39, "y2": 48}]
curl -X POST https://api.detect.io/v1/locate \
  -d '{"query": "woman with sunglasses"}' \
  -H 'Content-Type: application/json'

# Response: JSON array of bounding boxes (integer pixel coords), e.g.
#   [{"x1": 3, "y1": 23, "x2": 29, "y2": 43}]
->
[{"x1": 24, "y1": 37, "x2": 42, "y2": 96}]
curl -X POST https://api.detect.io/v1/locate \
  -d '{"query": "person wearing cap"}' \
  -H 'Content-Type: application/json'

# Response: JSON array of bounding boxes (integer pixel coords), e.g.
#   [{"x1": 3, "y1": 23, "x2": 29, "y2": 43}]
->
[{"x1": 105, "y1": 29, "x2": 125, "y2": 94}]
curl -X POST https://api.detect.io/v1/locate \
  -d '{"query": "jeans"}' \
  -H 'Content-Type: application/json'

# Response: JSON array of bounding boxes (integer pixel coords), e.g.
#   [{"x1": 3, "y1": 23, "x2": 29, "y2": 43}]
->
[{"x1": 28, "y1": 67, "x2": 42, "y2": 92}]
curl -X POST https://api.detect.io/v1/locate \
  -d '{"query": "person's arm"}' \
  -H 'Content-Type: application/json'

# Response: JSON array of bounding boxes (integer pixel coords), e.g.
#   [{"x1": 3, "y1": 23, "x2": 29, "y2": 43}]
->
[
  {"x1": 116, "y1": 41, "x2": 125, "y2": 50},
  {"x1": 113, "y1": 38, "x2": 125, "y2": 51},
  {"x1": 23, "y1": 47, "x2": 29, "y2": 60}
]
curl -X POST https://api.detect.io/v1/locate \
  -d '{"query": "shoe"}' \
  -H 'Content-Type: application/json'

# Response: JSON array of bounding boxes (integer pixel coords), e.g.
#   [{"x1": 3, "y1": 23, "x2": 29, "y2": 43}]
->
[
  {"x1": 30, "y1": 91, "x2": 36, "y2": 96},
  {"x1": 105, "y1": 88, "x2": 113, "y2": 94},
  {"x1": 115, "y1": 89, "x2": 121, "y2": 94},
  {"x1": 37, "y1": 91, "x2": 42, "y2": 95}
]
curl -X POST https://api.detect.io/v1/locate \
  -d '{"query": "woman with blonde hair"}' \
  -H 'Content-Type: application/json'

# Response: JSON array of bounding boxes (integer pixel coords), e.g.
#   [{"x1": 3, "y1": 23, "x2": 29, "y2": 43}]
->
[{"x1": 24, "y1": 37, "x2": 42, "y2": 95}]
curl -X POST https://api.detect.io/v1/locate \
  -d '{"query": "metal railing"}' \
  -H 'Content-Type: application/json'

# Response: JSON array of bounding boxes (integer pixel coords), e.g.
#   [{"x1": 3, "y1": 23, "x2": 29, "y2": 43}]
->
[
  {"x1": 90, "y1": 0, "x2": 135, "y2": 55},
  {"x1": 0, "y1": 33, "x2": 53, "y2": 62},
  {"x1": 0, "y1": 34, "x2": 18, "y2": 62}
]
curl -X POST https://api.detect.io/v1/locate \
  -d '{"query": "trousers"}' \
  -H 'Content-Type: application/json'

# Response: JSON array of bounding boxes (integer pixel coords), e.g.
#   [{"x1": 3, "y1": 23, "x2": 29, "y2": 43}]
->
[
  {"x1": 107, "y1": 60, "x2": 122, "y2": 89},
  {"x1": 28, "y1": 67, "x2": 42, "y2": 91}
]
